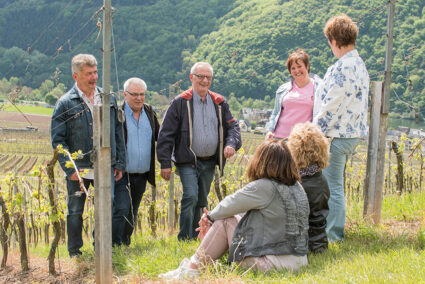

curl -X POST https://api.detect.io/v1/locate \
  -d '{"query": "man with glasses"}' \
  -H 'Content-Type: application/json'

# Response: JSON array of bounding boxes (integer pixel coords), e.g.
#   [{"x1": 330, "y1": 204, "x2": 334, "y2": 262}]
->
[
  {"x1": 51, "y1": 54, "x2": 126, "y2": 256},
  {"x1": 157, "y1": 62, "x2": 241, "y2": 241},
  {"x1": 115, "y1": 77, "x2": 159, "y2": 246}
]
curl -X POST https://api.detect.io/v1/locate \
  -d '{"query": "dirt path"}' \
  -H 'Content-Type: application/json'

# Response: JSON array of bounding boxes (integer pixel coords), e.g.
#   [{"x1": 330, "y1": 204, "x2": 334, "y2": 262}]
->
[{"x1": 0, "y1": 251, "x2": 92, "y2": 283}]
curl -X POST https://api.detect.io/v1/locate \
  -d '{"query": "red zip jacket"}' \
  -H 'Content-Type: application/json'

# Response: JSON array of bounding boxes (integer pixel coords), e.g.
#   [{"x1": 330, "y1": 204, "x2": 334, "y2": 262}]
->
[{"x1": 157, "y1": 88, "x2": 241, "y2": 175}]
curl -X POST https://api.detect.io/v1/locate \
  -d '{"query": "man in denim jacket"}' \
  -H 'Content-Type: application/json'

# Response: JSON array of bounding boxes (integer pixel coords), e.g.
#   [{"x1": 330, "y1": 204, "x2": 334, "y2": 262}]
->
[{"x1": 50, "y1": 54, "x2": 126, "y2": 257}]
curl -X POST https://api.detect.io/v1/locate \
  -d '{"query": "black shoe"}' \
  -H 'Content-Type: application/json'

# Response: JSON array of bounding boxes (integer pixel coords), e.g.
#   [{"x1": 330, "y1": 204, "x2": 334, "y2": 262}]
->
[{"x1": 69, "y1": 251, "x2": 82, "y2": 258}]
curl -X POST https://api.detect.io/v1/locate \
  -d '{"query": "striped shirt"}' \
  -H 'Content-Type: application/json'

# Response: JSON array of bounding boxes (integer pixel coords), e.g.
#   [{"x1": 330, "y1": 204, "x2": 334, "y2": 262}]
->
[{"x1": 192, "y1": 91, "x2": 218, "y2": 157}]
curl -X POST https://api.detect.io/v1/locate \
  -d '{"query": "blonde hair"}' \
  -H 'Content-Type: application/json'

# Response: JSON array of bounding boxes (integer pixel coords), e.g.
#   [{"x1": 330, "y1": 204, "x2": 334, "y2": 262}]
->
[{"x1": 287, "y1": 122, "x2": 329, "y2": 170}]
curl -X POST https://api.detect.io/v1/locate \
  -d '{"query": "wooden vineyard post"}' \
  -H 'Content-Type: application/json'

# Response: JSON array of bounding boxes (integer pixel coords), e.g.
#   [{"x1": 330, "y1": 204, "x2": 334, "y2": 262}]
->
[
  {"x1": 168, "y1": 171, "x2": 175, "y2": 234},
  {"x1": 391, "y1": 141, "x2": 404, "y2": 194},
  {"x1": 213, "y1": 170, "x2": 223, "y2": 201},
  {"x1": 149, "y1": 185, "x2": 157, "y2": 237},
  {"x1": 94, "y1": 104, "x2": 112, "y2": 284},
  {"x1": 363, "y1": 0, "x2": 395, "y2": 224},
  {"x1": 363, "y1": 82, "x2": 382, "y2": 222},
  {"x1": 0, "y1": 193, "x2": 10, "y2": 268},
  {"x1": 46, "y1": 149, "x2": 62, "y2": 275},
  {"x1": 14, "y1": 182, "x2": 29, "y2": 271}
]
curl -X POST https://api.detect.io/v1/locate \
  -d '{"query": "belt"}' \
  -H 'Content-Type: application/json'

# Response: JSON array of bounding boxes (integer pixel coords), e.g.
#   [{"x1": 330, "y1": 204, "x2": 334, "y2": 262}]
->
[
  {"x1": 128, "y1": 172, "x2": 148, "y2": 176},
  {"x1": 197, "y1": 155, "x2": 215, "y2": 161}
]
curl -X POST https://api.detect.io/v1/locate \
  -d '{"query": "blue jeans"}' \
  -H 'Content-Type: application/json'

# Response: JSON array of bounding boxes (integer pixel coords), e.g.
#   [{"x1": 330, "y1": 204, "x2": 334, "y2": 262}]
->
[
  {"x1": 112, "y1": 174, "x2": 131, "y2": 246},
  {"x1": 177, "y1": 160, "x2": 216, "y2": 241},
  {"x1": 323, "y1": 138, "x2": 360, "y2": 242},
  {"x1": 122, "y1": 172, "x2": 148, "y2": 246},
  {"x1": 66, "y1": 170, "x2": 116, "y2": 256},
  {"x1": 66, "y1": 177, "x2": 93, "y2": 256}
]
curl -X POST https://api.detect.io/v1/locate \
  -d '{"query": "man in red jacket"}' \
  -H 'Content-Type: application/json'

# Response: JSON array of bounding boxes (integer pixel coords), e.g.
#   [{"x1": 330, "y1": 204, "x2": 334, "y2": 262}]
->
[{"x1": 157, "y1": 62, "x2": 241, "y2": 241}]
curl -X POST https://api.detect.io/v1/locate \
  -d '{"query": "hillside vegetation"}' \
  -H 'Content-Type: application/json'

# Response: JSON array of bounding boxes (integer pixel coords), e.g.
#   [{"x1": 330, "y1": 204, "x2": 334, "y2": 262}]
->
[{"x1": 0, "y1": 0, "x2": 424, "y2": 117}]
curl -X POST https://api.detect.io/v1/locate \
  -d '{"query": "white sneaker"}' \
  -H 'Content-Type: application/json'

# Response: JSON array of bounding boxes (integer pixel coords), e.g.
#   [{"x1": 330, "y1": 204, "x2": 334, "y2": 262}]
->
[{"x1": 159, "y1": 258, "x2": 200, "y2": 280}]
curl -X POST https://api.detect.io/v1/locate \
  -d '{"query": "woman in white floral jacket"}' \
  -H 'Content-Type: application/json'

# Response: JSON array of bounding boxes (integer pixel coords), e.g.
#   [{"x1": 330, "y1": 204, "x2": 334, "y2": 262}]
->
[{"x1": 313, "y1": 14, "x2": 369, "y2": 242}]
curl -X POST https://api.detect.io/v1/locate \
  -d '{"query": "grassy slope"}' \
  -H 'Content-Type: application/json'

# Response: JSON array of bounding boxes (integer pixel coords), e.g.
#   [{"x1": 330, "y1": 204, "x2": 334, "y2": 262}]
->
[
  {"x1": 1, "y1": 104, "x2": 53, "y2": 115},
  {"x1": 27, "y1": 191, "x2": 425, "y2": 282}
]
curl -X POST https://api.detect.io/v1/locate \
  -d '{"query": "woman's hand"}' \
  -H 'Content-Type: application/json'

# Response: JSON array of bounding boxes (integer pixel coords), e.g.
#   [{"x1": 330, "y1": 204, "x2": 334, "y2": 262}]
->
[
  {"x1": 265, "y1": 132, "x2": 274, "y2": 140},
  {"x1": 196, "y1": 207, "x2": 212, "y2": 240}
]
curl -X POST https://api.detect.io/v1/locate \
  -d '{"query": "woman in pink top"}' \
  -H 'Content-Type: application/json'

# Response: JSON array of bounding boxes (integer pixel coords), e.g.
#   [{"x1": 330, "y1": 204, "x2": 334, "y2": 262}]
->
[{"x1": 266, "y1": 49, "x2": 322, "y2": 139}]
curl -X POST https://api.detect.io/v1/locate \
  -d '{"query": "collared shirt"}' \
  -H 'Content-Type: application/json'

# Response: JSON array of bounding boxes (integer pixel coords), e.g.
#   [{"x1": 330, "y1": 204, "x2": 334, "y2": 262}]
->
[
  {"x1": 313, "y1": 50, "x2": 369, "y2": 138},
  {"x1": 75, "y1": 83, "x2": 101, "y2": 118},
  {"x1": 74, "y1": 83, "x2": 100, "y2": 179},
  {"x1": 124, "y1": 102, "x2": 152, "y2": 173},
  {"x1": 192, "y1": 90, "x2": 218, "y2": 157}
]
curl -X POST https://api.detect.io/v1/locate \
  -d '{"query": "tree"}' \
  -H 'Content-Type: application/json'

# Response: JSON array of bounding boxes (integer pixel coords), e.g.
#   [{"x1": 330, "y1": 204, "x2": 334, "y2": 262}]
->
[
  {"x1": 39, "y1": 80, "x2": 54, "y2": 97},
  {"x1": 44, "y1": 93, "x2": 57, "y2": 106}
]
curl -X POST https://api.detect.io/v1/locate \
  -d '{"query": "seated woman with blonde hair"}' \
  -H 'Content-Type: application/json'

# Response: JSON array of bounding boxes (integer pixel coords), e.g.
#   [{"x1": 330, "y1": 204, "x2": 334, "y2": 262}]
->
[
  {"x1": 159, "y1": 140, "x2": 309, "y2": 280},
  {"x1": 287, "y1": 122, "x2": 330, "y2": 253}
]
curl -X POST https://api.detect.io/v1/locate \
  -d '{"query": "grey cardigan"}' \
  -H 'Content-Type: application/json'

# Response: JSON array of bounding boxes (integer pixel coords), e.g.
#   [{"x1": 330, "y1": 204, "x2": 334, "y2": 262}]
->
[{"x1": 208, "y1": 178, "x2": 309, "y2": 263}]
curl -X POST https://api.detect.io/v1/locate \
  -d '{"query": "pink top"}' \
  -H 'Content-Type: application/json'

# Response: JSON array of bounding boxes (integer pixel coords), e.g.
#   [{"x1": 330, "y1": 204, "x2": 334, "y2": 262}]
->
[{"x1": 273, "y1": 80, "x2": 314, "y2": 139}]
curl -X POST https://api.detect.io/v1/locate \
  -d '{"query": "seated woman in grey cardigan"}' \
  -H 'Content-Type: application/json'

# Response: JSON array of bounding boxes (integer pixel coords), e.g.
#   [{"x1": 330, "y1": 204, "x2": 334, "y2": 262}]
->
[{"x1": 159, "y1": 140, "x2": 309, "y2": 280}]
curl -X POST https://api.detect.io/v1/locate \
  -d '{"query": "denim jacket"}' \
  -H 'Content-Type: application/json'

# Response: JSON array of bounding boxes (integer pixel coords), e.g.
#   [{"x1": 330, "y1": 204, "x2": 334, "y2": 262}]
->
[
  {"x1": 50, "y1": 85, "x2": 126, "y2": 177},
  {"x1": 266, "y1": 74, "x2": 322, "y2": 132},
  {"x1": 208, "y1": 178, "x2": 309, "y2": 262}
]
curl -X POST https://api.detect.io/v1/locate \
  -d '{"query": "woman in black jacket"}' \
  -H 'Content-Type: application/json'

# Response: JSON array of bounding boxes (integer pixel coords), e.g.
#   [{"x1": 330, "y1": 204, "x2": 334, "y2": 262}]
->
[{"x1": 287, "y1": 122, "x2": 330, "y2": 253}]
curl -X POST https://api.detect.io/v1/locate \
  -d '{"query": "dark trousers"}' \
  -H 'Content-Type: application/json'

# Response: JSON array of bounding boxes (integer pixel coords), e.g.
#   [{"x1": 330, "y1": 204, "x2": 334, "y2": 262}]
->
[
  {"x1": 67, "y1": 171, "x2": 122, "y2": 254},
  {"x1": 121, "y1": 172, "x2": 148, "y2": 246},
  {"x1": 112, "y1": 174, "x2": 131, "y2": 246},
  {"x1": 66, "y1": 177, "x2": 93, "y2": 256}
]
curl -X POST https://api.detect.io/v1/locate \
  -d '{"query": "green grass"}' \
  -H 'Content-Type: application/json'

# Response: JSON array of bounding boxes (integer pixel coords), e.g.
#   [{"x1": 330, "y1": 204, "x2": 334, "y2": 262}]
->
[
  {"x1": 347, "y1": 191, "x2": 425, "y2": 222},
  {"x1": 1, "y1": 104, "x2": 53, "y2": 115},
  {"x1": 21, "y1": 191, "x2": 424, "y2": 282},
  {"x1": 28, "y1": 242, "x2": 70, "y2": 259},
  {"x1": 83, "y1": 223, "x2": 424, "y2": 283}
]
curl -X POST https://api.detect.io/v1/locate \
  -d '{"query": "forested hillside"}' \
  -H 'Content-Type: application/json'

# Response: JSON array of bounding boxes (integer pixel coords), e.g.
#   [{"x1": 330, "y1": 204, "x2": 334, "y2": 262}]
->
[
  {"x1": 191, "y1": 0, "x2": 425, "y2": 117},
  {"x1": 0, "y1": 0, "x2": 424, "y2": 117},
  {"x1": 0, "y1": 0, "x2": 236, "y2": 91}
]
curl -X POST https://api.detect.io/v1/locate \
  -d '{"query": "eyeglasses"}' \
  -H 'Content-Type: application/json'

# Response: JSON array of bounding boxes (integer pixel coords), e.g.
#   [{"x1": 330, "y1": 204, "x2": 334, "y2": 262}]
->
[
  {"x1": 126, "y1": 91, "x2": 145, "y2": 97},
  {"x1": 193, "y1": 74, "x2": 213, "y2": 81}
]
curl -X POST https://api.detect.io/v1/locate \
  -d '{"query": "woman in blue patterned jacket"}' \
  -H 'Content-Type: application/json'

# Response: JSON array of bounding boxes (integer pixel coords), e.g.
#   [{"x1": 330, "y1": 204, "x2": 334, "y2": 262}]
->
[{"x1": 313, "y1": 14, "x2": 370, "y2": 242}]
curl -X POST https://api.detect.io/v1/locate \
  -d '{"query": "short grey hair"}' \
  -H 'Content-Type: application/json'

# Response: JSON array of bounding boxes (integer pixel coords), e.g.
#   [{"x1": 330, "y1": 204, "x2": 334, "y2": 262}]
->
[
  {"x1": 71, "y1": 54, "x2": 97, "y2": 74},
  {"x1": 190, "y1": 62, "x2": 213, "y2": 76},
  {"x1": 123, "y1": 77, "x2": 147, "y2": 92}
]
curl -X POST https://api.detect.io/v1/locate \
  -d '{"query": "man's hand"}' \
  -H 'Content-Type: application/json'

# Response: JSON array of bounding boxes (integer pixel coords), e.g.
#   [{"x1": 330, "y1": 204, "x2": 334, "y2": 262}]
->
[
  {"x1": 161, "y1": 168, "x2": 172, "y2": 180},
  {"x1": 265, "y1": 131, "x2": 274, "y2": 140},
  {"x1": 114, "y1": 168, "x2": 123, "y2": 181},
  {"x1": 224, "y1": 146, "x2": 236, "y2": 158},
  {"x1": 69, "y1": 171, "x2": 79, "y2": 181}
]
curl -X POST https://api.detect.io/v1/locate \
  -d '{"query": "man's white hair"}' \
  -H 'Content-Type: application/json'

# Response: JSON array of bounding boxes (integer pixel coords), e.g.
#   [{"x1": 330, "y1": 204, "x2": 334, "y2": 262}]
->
[
  {"x1": 190, "y1": 62, "x2": 213, "y2": 76},
  {"x1": 123, "y1": 77, "x2": 147, "y2": 92}
]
